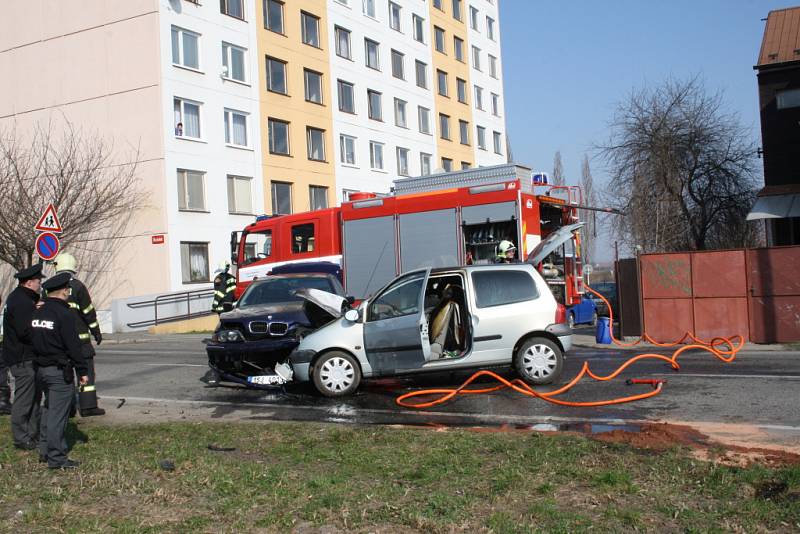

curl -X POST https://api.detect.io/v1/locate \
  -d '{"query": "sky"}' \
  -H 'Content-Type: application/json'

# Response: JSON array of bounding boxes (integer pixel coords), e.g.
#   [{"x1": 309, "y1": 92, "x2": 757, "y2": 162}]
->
[{"x1": 498, "y1": 0, "x2": 795, "y2": 261}]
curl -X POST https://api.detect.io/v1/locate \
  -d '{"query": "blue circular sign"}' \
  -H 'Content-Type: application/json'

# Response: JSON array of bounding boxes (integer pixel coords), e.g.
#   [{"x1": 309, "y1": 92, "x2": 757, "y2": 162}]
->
[{"x1": 36, "y1": 232, "x2": 60, "y2": 261}]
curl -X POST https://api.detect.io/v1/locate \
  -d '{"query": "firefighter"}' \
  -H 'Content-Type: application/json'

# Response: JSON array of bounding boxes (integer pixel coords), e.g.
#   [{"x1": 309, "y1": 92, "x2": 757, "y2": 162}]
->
[
  {"x1": 3, "y1": 264, "x2": 44, "y2": 449},
  {"x1": 52, "y1": 253, "x2": 104, "y2": 417},
  {"x1": 211, "y1": 260, "x2": 236, "y2": 314},
  {"x1": 32, "y1": 272, "x2": 89, "y2": 469},
  {"x1": 495, "y1": 240, "x2": 519, "y2": 263}
]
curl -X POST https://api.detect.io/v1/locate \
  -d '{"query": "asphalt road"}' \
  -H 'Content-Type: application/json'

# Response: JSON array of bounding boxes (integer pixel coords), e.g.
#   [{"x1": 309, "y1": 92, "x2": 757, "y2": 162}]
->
[{"x1": 93, "y1": 334, "x2": 800, "y2": 435}]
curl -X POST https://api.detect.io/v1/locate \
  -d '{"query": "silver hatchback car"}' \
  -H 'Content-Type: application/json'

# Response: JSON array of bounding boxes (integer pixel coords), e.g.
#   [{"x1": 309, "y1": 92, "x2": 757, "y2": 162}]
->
[{"x1": 289, "y1": 264, "x2": 572, "y2": 397}]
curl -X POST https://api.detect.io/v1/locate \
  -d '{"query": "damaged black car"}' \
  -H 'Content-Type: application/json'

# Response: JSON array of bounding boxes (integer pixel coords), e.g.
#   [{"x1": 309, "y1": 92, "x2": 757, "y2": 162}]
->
[{"x1": 205, "y1": 273, "x2": 347, "y2": 388}]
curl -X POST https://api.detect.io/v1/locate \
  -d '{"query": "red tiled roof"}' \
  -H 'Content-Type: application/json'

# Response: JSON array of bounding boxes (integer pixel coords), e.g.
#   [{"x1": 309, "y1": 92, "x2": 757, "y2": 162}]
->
[{"x1": 757, "y1": 6, "x2": 800, "y2": 67}]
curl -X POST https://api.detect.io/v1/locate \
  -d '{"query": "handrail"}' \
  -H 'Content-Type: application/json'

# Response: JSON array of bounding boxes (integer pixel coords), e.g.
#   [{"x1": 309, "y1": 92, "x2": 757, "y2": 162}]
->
[{"x1": 125, "y1": 288, "x2": 215, "y2": 329}]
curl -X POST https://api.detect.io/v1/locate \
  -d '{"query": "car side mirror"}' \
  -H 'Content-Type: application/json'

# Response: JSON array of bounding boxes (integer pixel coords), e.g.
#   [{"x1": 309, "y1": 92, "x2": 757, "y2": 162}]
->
[
  {"x1": 344, "y1": 309, "x2": 359, "y2": 322},
  {"x1": 222, "y1": 302, "x2": 234, "y2": 312},
  {"x1": 346, "y1": 296, "x2": 356, "y2": 306}
]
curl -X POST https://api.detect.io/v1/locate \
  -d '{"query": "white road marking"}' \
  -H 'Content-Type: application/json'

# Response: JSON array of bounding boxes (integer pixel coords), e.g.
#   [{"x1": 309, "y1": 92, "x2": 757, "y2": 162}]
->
[{"x1": 652, "y1": 373, "x2": 800, "y2": 380}]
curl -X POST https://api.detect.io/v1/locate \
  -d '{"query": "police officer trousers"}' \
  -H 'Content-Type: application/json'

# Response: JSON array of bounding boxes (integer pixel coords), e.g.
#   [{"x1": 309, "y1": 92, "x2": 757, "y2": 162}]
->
[
  {"x1": 37, "y1": 366, "x2": 74, "y2": 468},
  {"x1": 10, "y1": 360, "x2": 41, "y2": 446}
]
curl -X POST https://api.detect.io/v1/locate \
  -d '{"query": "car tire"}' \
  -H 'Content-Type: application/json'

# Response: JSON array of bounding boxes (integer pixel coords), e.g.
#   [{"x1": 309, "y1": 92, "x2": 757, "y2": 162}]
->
[
  {"x1": 514, "y1": 337, "x2": 563, "y2": 386},
  {"x1": 312, "y1": 351, "x2": 361, "y2": 397},
  {"x1": 568, "y1": 313, "x2": 575, "y2": 329}
]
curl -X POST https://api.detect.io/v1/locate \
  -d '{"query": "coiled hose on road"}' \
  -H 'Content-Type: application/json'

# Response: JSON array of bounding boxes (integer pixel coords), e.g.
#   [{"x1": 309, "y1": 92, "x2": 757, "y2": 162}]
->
[{"x1": 396, "y1": 285, "x2": 744, "y2": 409}]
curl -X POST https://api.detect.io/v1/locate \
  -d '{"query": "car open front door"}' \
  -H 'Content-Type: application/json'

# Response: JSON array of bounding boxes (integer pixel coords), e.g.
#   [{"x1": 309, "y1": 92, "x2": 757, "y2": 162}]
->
[{"x1": 364, "y1": 269, "x2": 430, "y2": 375}]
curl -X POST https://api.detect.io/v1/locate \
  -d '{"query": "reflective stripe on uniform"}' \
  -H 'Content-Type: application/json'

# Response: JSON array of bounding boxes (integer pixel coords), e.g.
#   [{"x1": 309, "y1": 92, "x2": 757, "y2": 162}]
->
[
  {"x1": 226, "y1": 278, "x2": 237, "y2": 286},
  {"x1": 225, "y1": 286, "x2": 236, "y2": 294},
  {"x1": 83, "y1": 304, "x2": 94, "y2": 314},
  {"x1": 88, "y1": 321, "x2": 99, "y2": 329},
  {"x1": 69, "y1": 302, "x2": 80, "y2": 309},
  {"x1": 79, "y1": 333, "x2": 91, "y2": 340},
  {"x1": 81, "y1": 385, "x2": 96, "y2": 392},
  {"x1": 214, "y1": 290, "x2": 225, "y2": 298}
]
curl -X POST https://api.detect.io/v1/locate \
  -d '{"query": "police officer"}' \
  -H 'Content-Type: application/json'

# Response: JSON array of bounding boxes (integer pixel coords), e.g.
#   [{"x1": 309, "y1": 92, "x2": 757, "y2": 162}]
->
[
  {"x1": 53, "y1": 253, "x2": 104, "y2": 417},
  {"x1": 495, "y1": 240, "x2": 519, "y2": 263},
  {"x1": 32, "y1": 272, "x2": 89, "y2": 469},
  {"x1": 211, "y1": 260, "x2": 236, "y2": 314},
  {"x1": 3, "y1": 264, "x2": 44, "y2": 449}
]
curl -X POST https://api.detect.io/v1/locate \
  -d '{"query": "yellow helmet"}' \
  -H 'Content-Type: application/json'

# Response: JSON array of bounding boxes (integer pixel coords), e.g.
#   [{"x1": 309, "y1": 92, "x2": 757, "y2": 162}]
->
[
  {"x1": 54, "y1": 252, "x2": 77, "y2": 273},
  {"x1": 498, "y1": 240, "x2": 517, "y2": 254}
]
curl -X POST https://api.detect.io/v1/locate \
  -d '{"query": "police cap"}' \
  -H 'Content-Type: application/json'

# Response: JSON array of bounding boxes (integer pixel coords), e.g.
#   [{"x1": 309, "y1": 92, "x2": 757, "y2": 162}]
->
[
  {"x1": 14, "y1": 263, "x2": 44, "y2": 281},
  {"x1": 42, "y1": 272, "x2": 72, "y2": 292}
]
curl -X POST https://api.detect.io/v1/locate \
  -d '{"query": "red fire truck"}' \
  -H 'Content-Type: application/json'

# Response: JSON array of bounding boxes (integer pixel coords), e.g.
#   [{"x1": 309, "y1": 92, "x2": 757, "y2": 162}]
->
[{"x1": 230, "y1": 164, "x2": 587, "y2": 306}]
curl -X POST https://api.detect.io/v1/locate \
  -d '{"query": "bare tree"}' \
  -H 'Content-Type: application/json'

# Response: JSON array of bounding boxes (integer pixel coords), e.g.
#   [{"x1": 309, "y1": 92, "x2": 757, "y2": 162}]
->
[
  {"x1": 597, "y1": 77, "x2": 760, "y2": 253},
  {"x1": 580, "y1": 154, "x2": 597, "y2": 264},
  {"x1": 0, "y1": 121, "x2": 144, "y2": 297},
  {"x1": 552, "y1": 151, "x2": 565, "y2": 186}
]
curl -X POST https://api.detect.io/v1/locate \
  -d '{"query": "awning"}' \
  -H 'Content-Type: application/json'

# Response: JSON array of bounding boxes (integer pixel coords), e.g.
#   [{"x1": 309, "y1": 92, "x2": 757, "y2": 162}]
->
[{"x1": 746, "y1": 193, "x2": 800, "y2": 220}]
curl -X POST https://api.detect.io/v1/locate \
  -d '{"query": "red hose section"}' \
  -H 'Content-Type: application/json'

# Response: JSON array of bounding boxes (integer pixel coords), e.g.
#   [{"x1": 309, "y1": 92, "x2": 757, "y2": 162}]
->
[{"x1": 396, "y1": 285, "x2": 743, "y2": 409}]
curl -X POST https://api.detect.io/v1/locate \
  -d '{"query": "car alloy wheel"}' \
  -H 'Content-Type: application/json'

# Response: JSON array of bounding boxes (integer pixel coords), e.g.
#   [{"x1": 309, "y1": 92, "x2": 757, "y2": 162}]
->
[
  {"x1": 312, "y1": 351, "x2": 361, "y2": 397},
  {"x1": 514, "y1": 337, "x2": 564, "y2": 386}
]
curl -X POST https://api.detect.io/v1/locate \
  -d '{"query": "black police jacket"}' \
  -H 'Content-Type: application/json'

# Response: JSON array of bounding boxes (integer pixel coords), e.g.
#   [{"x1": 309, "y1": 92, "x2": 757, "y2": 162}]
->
[
  {"x1": 1, "y1": 286, "x2": 40, "y2": 366},
  {"x1": 31, "y1": 297, "x2": 89, "y2": 376}
]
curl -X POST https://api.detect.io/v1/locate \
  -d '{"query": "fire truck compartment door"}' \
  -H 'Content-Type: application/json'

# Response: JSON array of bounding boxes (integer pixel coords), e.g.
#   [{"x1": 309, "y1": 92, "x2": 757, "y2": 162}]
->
[
  {"x1": 461, "y1": 201, "x2": 518, "y2": 225},
  {"x1": 526, "y1": 222, "x2": 585, "y2": 265},
  {"x1": 343, "y1": 216, "x2": 398, "y2": 300},
  {"x1": 364, "y1": 269, "x2": 429, "y2": 375},
  {"x1": 399, "y1": 209, "x2": 459, "y2": 272}
]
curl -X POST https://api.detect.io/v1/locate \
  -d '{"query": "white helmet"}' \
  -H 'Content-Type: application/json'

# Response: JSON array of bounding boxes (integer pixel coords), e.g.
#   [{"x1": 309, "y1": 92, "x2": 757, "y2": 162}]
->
[
  {"x1": 54, "y1": 252, "x2": 77, "y2": 273},
  {"x1": 216, "y1": 259, "x2": 231, "y2": 273},
  {"x1": 498, "y1": 240, "x2": 517, "y2": 254}
]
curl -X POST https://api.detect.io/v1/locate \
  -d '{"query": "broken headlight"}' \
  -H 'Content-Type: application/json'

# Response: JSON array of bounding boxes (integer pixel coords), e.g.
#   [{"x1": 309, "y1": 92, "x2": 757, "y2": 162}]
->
[{"x1": 215, "y1": 329, "x2": 244, "y2": 343}]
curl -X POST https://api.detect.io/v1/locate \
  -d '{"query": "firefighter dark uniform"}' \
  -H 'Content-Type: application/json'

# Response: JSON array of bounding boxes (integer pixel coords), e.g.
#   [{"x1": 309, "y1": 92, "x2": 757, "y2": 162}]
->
[
  {"x1": 63, "y1": 276, "x2": 104, "y2": 416},
  {"x1": 32, "y1": 272, "x2": 89, "y2": 469},
  {"x1": 212, "y1": 267, "x2": 236, "y2": 314},
  {"x1": 3, "y1": 264, "x2": 44, "y2": 449}
]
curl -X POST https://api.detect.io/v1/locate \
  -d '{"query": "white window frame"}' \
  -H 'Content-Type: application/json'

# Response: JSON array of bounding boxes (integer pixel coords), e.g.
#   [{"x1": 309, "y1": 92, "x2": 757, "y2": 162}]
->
[
  {"x1": 437, "y1": 69, "x2": 448, "y2": 97},
  {"x1": 220, "y1": 0, "x2": 245, "y2": 20},
  {"x1": 365, "y1": 38, "x2": 381, "y2": 70},
  {"x1": 180, "y1": 242, "x2": 210, "y2": 284},
  {"x1": 489, "y1": 54, "x2": 498, "y2": 79},
  {"x1": 171, "y1": 26, "x2": 201, "y2": 71},
  {"x1": 474, "y1": 85, "x2": 484, "y2": 110},
  {"x1": 177, "y1": 169, "x2": 207, "y2": 211},
  {"x1": 307, "y1": 127, "x2": 326, "y2": 161},
  {"x1": 222, "y1": 42, "x2": 248, "y2": 83},
  {"x1": 363, "y1": 0, "x2": 376, "y2": 18},
  {"x1": 476, "y1": 125, "x2": 487, "y2": 150},
  {"x1": 391, "y1": 49, "x2": 405, "y2": 80},
  {"x1": 418, "y1": 106, "x2": 431, "y2": 135},
  {"x1": 271, "y1": 181, "x2": 292, "y2": 215},
  {"x1": 266, "y1": 56, "x2": 287, "y2": 94},
  {"x1": 394, "y1": 98, "x2": 408, "y2": 128},
  {"x1": 227, "y1": 175, "x2": 253, "y2": 215},
  {"x1": 459, "y1": 119, "x2": 469, "y2": 145},
  {"x1": 452, "y1": 0, "x2": 462, "y2": 21},
  {"x1": 368, "y1": 89, "x2": 383, "y2": 121},
  {"x1": 396, "y1": 147, "x2": 410, "y2": 176},
  {"x1": 420, "y1": 152, "x2": 432, "y2": 175},
  {"x1": 340, "y1": 134, "x2": 357, "y2": 166},
  {"x1": 335, "y1": 26, "x2": 352, "y2": 59},
  {"x1": 441, "y1": 157, "x2": 453, "y2": 172},
  {"x1": 268, "y1": 118, "x2": 290, "y2": 155},
  {"x1": 304, "y1": 69, "x2": 323, "y2": 104},
  {"x1": 472, "y1": 45, "x2": 481, "y2": 71},
  {"x1": 413, "y1": 14, "x2": 425, "y2": 43},
  {"x1": 492, "y1": 92, "x2": 500, "y2": 116},
  {"x1": 434, "y1": 26, "x2": 446, "y2": 53},
  {"x1": 301, "y1": 11, "x2": 321, "y2": 48},
  {"x1": 439, "y1": 113, "x2": 450, "y2": 140},
  {"x1": 486, "y1": 16, "x2": 496, "y2": 40},
  {"x1": 224, "y1": 109, "x2": 250, "y2": 148},
  {"x1": 456, "y1": 78, "x2": 467, "y2": 104},
  {"x1": 389, "y1": 2, "x2": 402, "y2": 32},
  {"x1": 309, "y1": 185, "x2": 329, "y2": 210},
  {"x1": 264, "y1": 0, "x2": 285, "y2": 34},
  {"x1": 454, "y1": 36, "x2": 465, "y2": 62},
  {"x1": 493, "y1": 131, "x2": 503, "y2": 155},
  {"x1": 174, "y1": 97, "x2": 202, "y2": 140},
  {"x1": 469, "y1": 6, "x2": 479, "y2": 30},
  {"x1": 338, "y1": 79, "x2": 356, "y2": 114},
  {"x1": 370, "y1": 141, "x2": 385, "y2": 170},
  {"x1": 415, "y1": 60, "x2": 428, "y2": 89}
]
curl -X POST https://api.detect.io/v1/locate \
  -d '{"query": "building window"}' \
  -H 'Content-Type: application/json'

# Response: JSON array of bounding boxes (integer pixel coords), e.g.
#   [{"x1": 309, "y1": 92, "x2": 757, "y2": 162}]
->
[
  {"x1": 776, "y1": 88, "x2": 800, "y2": 109},
  {"x1": 338, "y1": 80, "x2": 355, "y2": 113},
  {"x1": 340, "y1": 134, "x2": 357, "y2": 165},
  {"x1": 271, "y1": 181, "x2": 292, "y2": 214},
  {"x1": 389, "y1": 2, "x2": 402, "y2": 31},
  {"x1": 268, "y1": 118, "x2": 290, "y2": 155},
  {"x1": 433, "y1": 0, "x2": 443, "y2": 10},
  {"x1": 439, "y1": 113, "x2": 450, "y2": 140},
  {"x1": 397, "y1": 147, "x2": 410, "y2": 176},
  {"x1": 363, "y1": 0, "x2": 376, "y2": 18},
  {"x1": 394, "y1": 98, "x2": 408, "y2": 128},
  {"x1": 418, "y1": 106, "x2": 431, "y2": 134},
  {"x1": 370, "y1": 141, "x2": 384, "y2": 170},
  {"x1": 486, "y1": 16, "x2": 496, "y2": 40},
  {"x1": 177, "y1": 169, "x2": 206, "y2": 211},
  {"x1": 413, "y1": 14, "x2": 425, "y2": 43},
  {"x1": 454, "y1": 36, "x2": 465, "y2": 62},
  {"x1": 365, "y1": 39, "x2": 380, "y2": 70},
  {"x1": 309, "y1": 186, "x2": 328, "y2": 210},
  {"x1": 472, "y1": 46, "x2": 481, "y2": 71},
  {"x1": 491, "y1": 92, "x2": 500, "y2": 116},
  {"x1": 342, "y1": 189, "x2": 359, "y2": 201},
  {"x1": 266, "y1": 56, "x2": 287, "y2": 94},
  {"x1": 301, "y1": 12, "x2": 321, "y2": 48},
  {"x1": 304, "y1": 69, "x2": 323, "y2": 104},
  {"x1": 493, "y1": 131, "x2": 503, "y2": 154},
  {"x1": 461, "y1": 161, "x2": 470, "y2": 170},
  {"x1": 264, "y1": 0, "x2": 284, "y2": 34},
  {"x1": 368, "y1": 90, "x2": 382, "y2": 120},
  {"x1": 223, "y1": 109, "x2": 249, "y2": 147},
  {"x1": 222, "y1": 42, "x2": 247, "y2": 83},
  {"x1": 456, "y1": 78, "x2": 467, "y2": 103},
  {"x1": 434, "y1": 26, "x2": 446, "y2": 53},
  {"x1": 171, "y1": 26, "x2": 200, "y2": 70},
  {"x1": 413, "y1": 60, "x2": 428, "y2": 89},
  {"x1": 437, "y1": 69, "x2": 448, "y2": 97},
  {"x1": 180, "y1": 242, "x2": 210, "y2": 283},
  {"x1": 469, "y1": 6, "x2": 479, "y2": 30},
  {"x1": 452, "y1": 0, "x2": 462, "y2": 21},
  {"x1": 174, "y1": 97, "x2": 201, "y2": 139},
  {"x1": 335, "y1": 26, "x2": 352, "y2": 59},
  {"x1": 489, "y1": 54, "x2": 498, "y2": 78},
  {"x1": 220, "y1": 0, "x2": 244, "y2": 19},
  {"x1": 391, "y1": 49, "x2": 405, "y2": 79},
  {"x1": 476, "y1": 125, "x2": 486, "y2": 149},
  {"x1": 307, "y1": 127, "x2": 326, "y2": 161},
  {"x1": 459, "y1": 119, "x2": 469, "y2": 145},
  {"x1": 420, "y1": 153, "x2": 432, "y2": 175},
  {"x1": 441, "y1": 157, "x2": 453, "y2": 172},
  {"x1": 227, "y1": 175, "x2": 253, "y2": 214}
]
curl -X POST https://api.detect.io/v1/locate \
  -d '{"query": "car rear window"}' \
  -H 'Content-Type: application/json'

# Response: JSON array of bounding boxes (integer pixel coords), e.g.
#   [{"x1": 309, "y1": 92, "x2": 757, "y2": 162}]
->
[{"x1": 471, "y1": 270, "x2": 538, "y2": 308}]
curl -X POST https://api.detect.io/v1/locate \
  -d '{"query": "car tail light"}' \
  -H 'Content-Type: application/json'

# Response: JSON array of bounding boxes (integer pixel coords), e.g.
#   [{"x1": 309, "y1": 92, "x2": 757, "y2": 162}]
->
[{"x1": 555, "y1": 303, "x2": 567, "y2": 324}]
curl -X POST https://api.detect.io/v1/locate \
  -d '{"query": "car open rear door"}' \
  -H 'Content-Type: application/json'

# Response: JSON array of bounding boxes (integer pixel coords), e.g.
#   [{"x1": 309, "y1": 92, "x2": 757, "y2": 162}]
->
[{"x1": 363, "y1": 269, "x2": 430, "y2": 375}]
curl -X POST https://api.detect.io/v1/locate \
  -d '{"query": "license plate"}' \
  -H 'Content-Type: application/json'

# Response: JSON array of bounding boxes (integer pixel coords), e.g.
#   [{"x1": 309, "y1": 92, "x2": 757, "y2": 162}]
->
[{"x1": 247, "y1": 374, "x2": 287, "y2": 386}]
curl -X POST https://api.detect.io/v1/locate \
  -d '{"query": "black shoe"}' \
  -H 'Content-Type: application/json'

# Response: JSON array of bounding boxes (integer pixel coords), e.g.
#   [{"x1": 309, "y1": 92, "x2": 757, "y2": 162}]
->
[
  {"x1": 14, "y1": 441, "x2": 37, "y2": 451},
  {"x1": 38, "y1": 455, "x2": 47, "y2": 464},
  {"x1": 49, "y1": 459, "x2": 80, "y2": 470},
  {"x1": 80, "y1": 407, "x2": 106, "y2": 417},
  {"x1": 0, "y1": 403, "x2": 11, "y2": 416}
]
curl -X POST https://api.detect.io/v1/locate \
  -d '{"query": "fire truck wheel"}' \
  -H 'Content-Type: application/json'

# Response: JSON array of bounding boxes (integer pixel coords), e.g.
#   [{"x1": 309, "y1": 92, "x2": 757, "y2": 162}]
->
[
  {"x1": 312, "y1": 351, "x2": 361, "y2": 397},
  {"x1": 514, "y1": 337, "x2": 563, "y2": 386}
]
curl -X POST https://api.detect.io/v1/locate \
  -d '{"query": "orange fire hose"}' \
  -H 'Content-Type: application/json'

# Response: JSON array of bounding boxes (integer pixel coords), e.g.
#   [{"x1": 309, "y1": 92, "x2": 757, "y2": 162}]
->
[{"x1": 396, "y1": 285, "x2": 744, "y2": 409}]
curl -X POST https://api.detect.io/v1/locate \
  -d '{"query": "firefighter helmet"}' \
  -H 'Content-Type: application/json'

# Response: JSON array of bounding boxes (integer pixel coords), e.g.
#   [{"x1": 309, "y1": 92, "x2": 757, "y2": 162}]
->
[
  {"x1": 498, "y1": 240, "x2": 517, "y2": 254},
  {"x1": 216, "y1": 259, "x2": 231, "y2": 273},
  {"x1": 53, "y1": 252, "x2": 77, "y2": 273}
]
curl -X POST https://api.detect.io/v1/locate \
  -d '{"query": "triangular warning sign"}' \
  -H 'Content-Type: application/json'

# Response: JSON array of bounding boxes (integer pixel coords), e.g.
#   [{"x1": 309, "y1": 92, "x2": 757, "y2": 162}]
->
[{"x1": 35, "y1": 203, "x2": 63, "y2": 233}]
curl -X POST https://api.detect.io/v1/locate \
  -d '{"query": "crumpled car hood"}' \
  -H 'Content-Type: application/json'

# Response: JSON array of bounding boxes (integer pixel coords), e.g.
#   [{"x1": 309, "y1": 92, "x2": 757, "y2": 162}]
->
[{"x1": 294, "y1": 288, "x2": 349, "y2": 321}]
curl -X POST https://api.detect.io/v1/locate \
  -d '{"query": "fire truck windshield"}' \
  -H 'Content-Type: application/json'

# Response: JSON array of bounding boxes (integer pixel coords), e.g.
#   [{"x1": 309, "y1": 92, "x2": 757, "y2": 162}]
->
[{"x1": 240, "y1": 229, "x2": 272, "y2": 266}]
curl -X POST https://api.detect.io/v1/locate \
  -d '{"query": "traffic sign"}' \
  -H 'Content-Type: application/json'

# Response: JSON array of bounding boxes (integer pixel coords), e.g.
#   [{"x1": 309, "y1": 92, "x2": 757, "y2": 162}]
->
[
  {"x1": 35, "y1": 203, "x2": 62, "y2": 233},
  {"x1": 35, "y1": 232, "x2": 60, "y2": 261}
]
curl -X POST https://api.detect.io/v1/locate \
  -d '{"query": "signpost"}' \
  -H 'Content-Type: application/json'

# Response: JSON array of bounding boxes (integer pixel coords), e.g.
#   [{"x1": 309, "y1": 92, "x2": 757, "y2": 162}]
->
[{"x1": 34, "y1": 204, "x2": 62, "y2": 261}]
